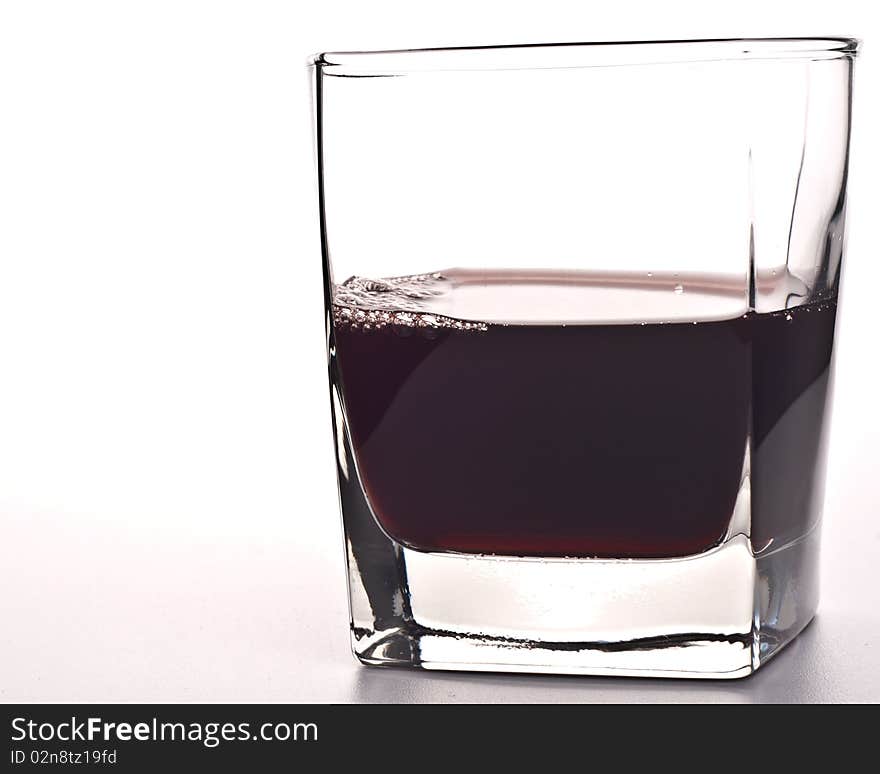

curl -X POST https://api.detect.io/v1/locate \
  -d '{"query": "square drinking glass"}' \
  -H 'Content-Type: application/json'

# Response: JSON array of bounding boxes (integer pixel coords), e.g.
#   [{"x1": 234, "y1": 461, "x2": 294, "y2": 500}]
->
[{"x1": 311, "y1": 37, "x2": 859, "y2": 679}]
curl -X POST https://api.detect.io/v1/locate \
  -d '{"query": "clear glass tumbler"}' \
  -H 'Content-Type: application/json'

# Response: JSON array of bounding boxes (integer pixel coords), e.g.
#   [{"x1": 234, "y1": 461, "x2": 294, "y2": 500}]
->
[{"x1": 311, "y1": 38, "x2": 859, "y2": 679}]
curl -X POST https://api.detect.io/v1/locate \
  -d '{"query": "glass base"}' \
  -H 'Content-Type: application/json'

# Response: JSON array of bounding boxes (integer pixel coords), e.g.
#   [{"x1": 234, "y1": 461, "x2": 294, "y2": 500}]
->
[
  {"x1": 332, "y1": 384, "x2": 820, "y2": 680},
  {"x1": 349, "y1": 534, "x2": 817, "y2": 680}
]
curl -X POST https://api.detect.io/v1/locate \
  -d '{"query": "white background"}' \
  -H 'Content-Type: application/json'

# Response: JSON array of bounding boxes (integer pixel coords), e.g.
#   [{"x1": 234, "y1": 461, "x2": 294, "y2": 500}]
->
[{"x1": 0, "y1": 1, "x2": 877, "y2": 702}]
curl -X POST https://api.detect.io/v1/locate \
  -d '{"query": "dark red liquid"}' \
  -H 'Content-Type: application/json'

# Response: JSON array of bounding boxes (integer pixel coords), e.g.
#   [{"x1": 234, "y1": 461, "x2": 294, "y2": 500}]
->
[{"x1": 333, "y1": 294, "x2": 836, "y2": 559}]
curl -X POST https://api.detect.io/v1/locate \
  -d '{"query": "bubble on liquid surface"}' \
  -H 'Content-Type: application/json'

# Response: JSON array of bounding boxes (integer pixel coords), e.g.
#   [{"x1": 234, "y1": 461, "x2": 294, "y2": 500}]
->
[
  {"x1": 335, "y1": 272, "x2": 446, "y2": 311},
  {"x1": 333, "y1": 273, "x2": 487, "y2": 332},
  {"x1": 674, "y1": 284, "x2": 684, "y2": 295}
]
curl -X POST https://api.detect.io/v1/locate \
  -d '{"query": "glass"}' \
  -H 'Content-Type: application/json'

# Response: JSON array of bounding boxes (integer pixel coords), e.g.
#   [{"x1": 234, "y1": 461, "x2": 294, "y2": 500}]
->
[{"x1": 311, "y1": 38, "x2": 859, "y2": 679}]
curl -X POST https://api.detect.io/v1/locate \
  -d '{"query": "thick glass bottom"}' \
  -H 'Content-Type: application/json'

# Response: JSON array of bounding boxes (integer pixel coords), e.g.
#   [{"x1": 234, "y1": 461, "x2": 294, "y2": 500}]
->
[{"x1": 351, "y1": 533, "x2": 817, "y2": 679}]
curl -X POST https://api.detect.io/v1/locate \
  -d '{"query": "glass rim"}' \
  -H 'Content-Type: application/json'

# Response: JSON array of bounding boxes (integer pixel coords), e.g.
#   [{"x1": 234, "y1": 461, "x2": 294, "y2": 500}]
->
[{"x1": 310, "y1": 37, "x2": 860, "y2": 75}]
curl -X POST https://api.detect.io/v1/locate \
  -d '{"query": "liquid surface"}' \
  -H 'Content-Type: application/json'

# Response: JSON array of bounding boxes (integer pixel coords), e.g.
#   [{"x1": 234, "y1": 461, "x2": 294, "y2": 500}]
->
[
  {"x1": 332, "y1": 270, "x2": 836, "y2": 559},
  {"x1": 332, "y1": 268, "x2": 750, "y2": 324}
]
